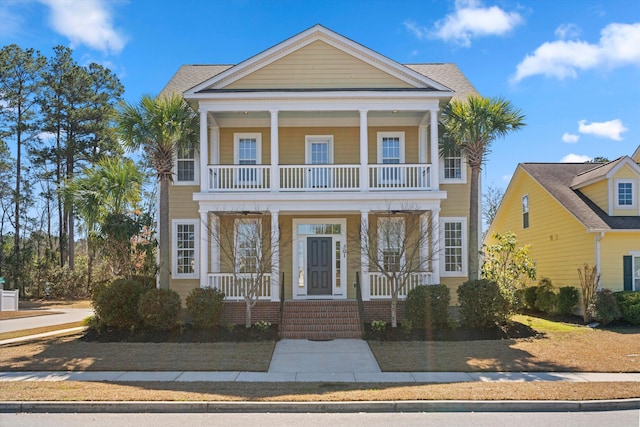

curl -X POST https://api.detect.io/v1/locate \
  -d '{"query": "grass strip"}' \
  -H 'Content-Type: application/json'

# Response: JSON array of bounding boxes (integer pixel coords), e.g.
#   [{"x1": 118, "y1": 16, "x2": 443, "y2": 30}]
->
[{"x1": 0, "y1": 322, "x2": 84, "y2": 341}]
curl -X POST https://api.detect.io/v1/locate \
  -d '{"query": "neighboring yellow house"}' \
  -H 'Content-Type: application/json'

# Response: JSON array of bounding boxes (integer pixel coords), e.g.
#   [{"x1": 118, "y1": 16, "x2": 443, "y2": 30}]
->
[
  {"x1": 159, "y1": 25, "x2": 478, "y2": 337},
  {"x1": 486, "y1": 147, "x2": 640, "y2": 293}
]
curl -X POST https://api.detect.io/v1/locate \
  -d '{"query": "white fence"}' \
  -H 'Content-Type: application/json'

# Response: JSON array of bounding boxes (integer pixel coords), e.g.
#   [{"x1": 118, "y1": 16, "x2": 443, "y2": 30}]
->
[
  {"x1": 0, "y1": 289, "x2": 19, "y2": 311},
  {"x1": 207, "y1": 273, "x2": 271, "y2": 301},
  {"x1": 368, "y1": 272, "x2": 433, "y2": 299}
]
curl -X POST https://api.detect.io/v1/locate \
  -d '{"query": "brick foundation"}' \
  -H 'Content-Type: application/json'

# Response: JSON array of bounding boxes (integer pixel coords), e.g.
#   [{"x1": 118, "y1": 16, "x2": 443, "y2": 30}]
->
[
  {"x1": 362, "y1": 300, "x2": 406, "y2": 323},
  {"x1": 223, "y1": 301, "x2": 280, "y2": 325}
]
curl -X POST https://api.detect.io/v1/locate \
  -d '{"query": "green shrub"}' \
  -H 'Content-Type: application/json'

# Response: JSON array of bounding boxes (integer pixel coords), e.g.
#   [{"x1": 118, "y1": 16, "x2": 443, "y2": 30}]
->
[
  {"x1": 185, "y1": 287, "x2": 225, "y2": 329},
  {"x1": 92, "y1": 279, "x2": 146, "y2": 328},
  {"x1": 405, "y1": 284, "x2": 450, "y2": 329},
  {"x1": 557, "y1": 286, "x2": 579, "y2": 315},
  {"x1": 523, "y1": 286, "x2": 538, "y2": 310},
  {"x1": 535, "y1": 278, "x2": 557, "y2": 313},
  {"x1": 457, "y1": 279, "x2": 509, "y2": 328},
  {"x1": 593, "y1": 289, "x2": 621, "y2": 325},
  {"x1": 615, "y1": 291, "x2": 640, "y2": 325},
  {"x1": 129, "y1": 275, "x2": 157, "y2": 291},
  {"x1": 138, "y1": 288, "x2": 181, "y2": 330}
]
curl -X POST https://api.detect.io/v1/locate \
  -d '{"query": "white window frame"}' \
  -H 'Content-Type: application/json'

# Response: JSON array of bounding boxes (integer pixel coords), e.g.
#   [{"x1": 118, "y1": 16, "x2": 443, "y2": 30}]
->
[
  {"x1": 234, "y1": 132, "x2": 262, "y2": 185},
  {"x1": 615, "y1": 179, "x2": 636, "y2": 209},
  {"x1": 172, "y1": 219, "x2": 199, "y2": 279},
  {"x1": 234, "y1": 218, "x2": 262, "y2": 273},
  {"x1": 174, "y1": 145, "x2": 199, "y2": 185},
  {"x1": 377, "y1": 131, "x2": 405, "y2": 184},
  {"x1": 377, "y1": 216, "x2": 405, "y2": 272},
  {"x1": 440, "y1": 217, "x2": 468, "y2": 277},
  {"x1": 522, "y1": 194, "x2": 530, "y2": 229},
  {"x1": 631, "y1": 251, "x2": 640, "y2": 292},
  {"x1": 377, "y1": 131, "x2": 405, "y2": 164},
  {"x1": 305, "y1": 135, "x2": 334, "y2": 164},
  {"x1": 439, "y1": 149, "x2": 467, "y2": 183},
  {"x1": 305, "y1": 135, "x2": 334, "y2": 188}
]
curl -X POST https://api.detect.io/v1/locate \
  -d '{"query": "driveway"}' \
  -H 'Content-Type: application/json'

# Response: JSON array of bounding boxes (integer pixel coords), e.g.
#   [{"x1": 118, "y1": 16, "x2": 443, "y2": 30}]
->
[{"x1": 0, "y1": 309, "x2": 94, "y2": 333}]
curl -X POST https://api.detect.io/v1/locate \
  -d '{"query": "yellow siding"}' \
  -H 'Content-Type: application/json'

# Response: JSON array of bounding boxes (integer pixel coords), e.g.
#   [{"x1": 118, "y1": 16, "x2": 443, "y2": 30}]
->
[
  {"x1": 440, "y1": 180, "x2": 471, "y2": 218},
  {"x1": 219, "y1": 128, "x2": 271, "y2": 164},
  {"x1": 278, "y1": 127, "x2": 360, "y2": 164},
  {"x1": 225, "y1": 41, "x2": 413, "y2": 90},
  {"x1": 614, "y1": 165, "x2": 638, "y2": 180},
  {"x1": 579, "y1": 180, "x2": 608, "y2": 212},
  {"x1": 600, "y1": 233, "x2": 640, "y2": 291},
  {"x1": 486, "y1": 168, "x2": 595, "y2": 288},
  {"x1": 612, "y1": 166, "x2": 640, "y2": 216},
  {"x1": 367, "y1": 127, "x2": 420, "y2": 164}
]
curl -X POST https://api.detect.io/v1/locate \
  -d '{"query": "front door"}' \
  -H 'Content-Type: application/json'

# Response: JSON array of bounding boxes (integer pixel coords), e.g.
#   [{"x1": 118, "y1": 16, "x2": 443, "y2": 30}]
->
[{"x1": 307, "y1": 237, "x2": 332, "y2": 295}]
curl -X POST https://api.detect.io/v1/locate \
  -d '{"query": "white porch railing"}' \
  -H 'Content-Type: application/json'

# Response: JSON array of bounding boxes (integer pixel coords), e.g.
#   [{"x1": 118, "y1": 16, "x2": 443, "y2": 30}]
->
[
  {"x1": 369, "y1": 272, "x2": 433, "y2": 299},
  {"x1": 208, "y1": 165, "x2": 271, "y2": 191},
  {"x1": 280, "y1": 164, "x2": 360, "y2": 191},
  {"x1": 368, "y1": 164, "x2": 431, "y2": 190},
  {"x1": 207, "y1": 273, "x2": 271, "y2": 301}
]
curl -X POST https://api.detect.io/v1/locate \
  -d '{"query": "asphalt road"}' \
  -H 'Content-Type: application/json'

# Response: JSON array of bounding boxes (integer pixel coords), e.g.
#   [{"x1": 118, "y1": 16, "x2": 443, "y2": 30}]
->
[
  {"x1": 0, "y1": 410, "x2": 638, "y2": 427},
  {"x1": 0, "y1": 309, "x2": 93, "y2": 333}
]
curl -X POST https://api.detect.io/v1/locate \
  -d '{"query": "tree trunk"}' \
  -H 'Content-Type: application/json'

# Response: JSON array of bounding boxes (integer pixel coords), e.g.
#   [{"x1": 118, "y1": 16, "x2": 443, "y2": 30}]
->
[
  {"x1": 14, "y1": 117, "x2": 21, "y2": 295},
  {"x1": 245, "y1": 298, "x2": 252, "y2": 328},
  {"x1": 468, "y1": 166, "x2": 481, "y2": 280},
  {"x1": 158, "y1": 177, "x2": 170, "y2": 289},
  {"x1": 390, "y1": 297, "x2": 398, "y2": 328}
]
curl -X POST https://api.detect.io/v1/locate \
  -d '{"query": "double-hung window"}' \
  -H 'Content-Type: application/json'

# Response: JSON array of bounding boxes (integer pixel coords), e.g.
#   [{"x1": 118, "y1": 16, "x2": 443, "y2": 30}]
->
[
  {"x1": 235, "y1": 219, "x2": 261, "y2": 273},
  {"x1": 441, "y1": 218, "x2": 467, "y2": 276},
  {"x1": 440, "y1": 148, "x2": 466, "y2": 183},
  {"x1": 377, "y1": 132, "x2": 404, "y2": 184},
  {"x1": 234, "y1": 133, "x2": 261, "y2": 186},
  {"x1": 378, "y1": 217, "x2": 404, "y2": 272},
  {"x1": 175, "y1": 146, "x2": 197, "y2": 184},
  {"x1": 522, "y1": 195, "x2": 530, "y2": 229},
  {"x1": 172, "y1": 219, "x2": 199, "y2": 279}
]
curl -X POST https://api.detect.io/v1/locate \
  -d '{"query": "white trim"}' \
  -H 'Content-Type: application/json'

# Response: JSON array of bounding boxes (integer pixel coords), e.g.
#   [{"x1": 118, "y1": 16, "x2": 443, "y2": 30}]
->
[
  {"x1": 440, "y1": 217, "x2": 468, "y2": 278},
  {"x1": 292, "y1": 218, "x2": 347, "y2": 300},
  {"x1": 377, "y1": 216, "x2": 405, "y2": 270},
  {"x1": 233, "y1": 217, "x2": 262, "y2": 273},
  {"x1": 305, "y1": 135, "x2": 334, "y2": 164},
  {"x1": 172, "y1": 219, "x2": 200, "y2": 279},
  {"x1": 614, "y1": 178, "x2": 637, "y2": 210},
  {"x1": 233, "y1": 132, "x2": 262, "y2": 165},
  {"x1": 174, "y1": 146, "x2": 199, "y2": 186},
  {"x1": 439, "y1": 151, "x2": 467, "y2": 184},
  {"x1": 376, "y1": 131, "x2": 405, "y2": 164},
  {"x1": 630, "y1": 251, "x2": 640, "y2": 292},
  {"x1": 522, "y1": 194, "x2": 530, "y2": 229}
]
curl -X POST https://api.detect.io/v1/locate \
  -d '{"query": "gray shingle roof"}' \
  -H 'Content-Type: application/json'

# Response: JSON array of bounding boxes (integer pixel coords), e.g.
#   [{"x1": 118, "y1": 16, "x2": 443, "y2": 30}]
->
[
  {"x1": 521, "y1": 162, "x2": 640, "y2": 231},
  {"x1": 570, "y1": 157, "x2": 625, "y2": 188}
]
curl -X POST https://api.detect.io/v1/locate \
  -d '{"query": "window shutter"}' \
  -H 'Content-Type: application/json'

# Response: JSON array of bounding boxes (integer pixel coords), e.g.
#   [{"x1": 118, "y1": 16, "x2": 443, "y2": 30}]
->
[{"x1": 623, "y1": 256, "x2": 633, "y2": 291}]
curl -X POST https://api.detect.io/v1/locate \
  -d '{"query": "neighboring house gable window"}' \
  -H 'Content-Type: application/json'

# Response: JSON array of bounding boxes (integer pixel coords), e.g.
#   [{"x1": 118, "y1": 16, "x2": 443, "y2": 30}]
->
[
  {"x1": 175, "y1": 146, "x2": 198, "y2": 185},
  {"x1": 522, "y1": 195, "x2": 530, "y2": 229},
  {"x1": 616, "y1": 180, "x2": 635, "y2": 208},
  {"x1": 441, "y1": 217, "x2": 467, "y2": 277},
  {"x1": 172, "y1": 219, "x2": 199, "y2": 279},
  {"x1": 234, "y1": 133, "x2": 262, "y2": 184},
  {"x1": 440, "y1": 149, "x2": 467, "y2": 183},
  {"x1": 378, "y1": 217, "x2": 404, "y2": 272},
  {"x1": 235, "y1": 218, "x2": 261, "y2": 273}
]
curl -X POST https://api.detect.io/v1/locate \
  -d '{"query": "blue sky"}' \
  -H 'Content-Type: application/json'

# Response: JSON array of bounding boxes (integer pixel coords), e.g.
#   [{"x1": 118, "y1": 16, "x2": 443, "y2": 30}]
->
[{"x1": 2, "y1": 0, "x2": 640, "y2": 191}]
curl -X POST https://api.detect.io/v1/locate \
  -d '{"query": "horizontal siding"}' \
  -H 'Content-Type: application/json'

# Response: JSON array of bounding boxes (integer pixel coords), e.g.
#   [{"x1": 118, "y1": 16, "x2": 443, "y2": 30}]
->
[
  {"x1": 579, "y1": 180, "x2": 608, "y2": 213},
  {"x1": 367, "y1": 126, "x2": 420, "y2": 164},
  {"x1": 600, "y1": 234, "x2": 640, "y2": 292},
  {"x1": 219, "y1": 128, "x2": 271, "y2": 164},
  {"x1": 440, "y1": 181, "x2": 471, "y2": 217},
  {"x1": 279, "y1": 127, "x2": 360, "y2": 164},
  {"x1": 487, "y1": 169, "x2": 594, "y2": 288},
  {"x1": 168, "y1": 279, "x2": 199, "y2": 304},
  {"x1": 614, "y1": 165, "x2": 638, "y2": 180},
  {"x1": 225, "y1": 40, "x2": 413, "y2": 90}
]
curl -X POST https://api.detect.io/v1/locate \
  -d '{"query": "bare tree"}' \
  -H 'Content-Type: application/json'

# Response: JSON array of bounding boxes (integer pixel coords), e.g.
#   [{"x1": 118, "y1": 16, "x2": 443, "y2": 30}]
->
[
  {"x1": 209, "y1": 212, "x2": 281, "y2": 328},
  {"x1": 482, "y1": 184, "x2": 504, "y2": 236},
  {"x1": 355, "y1": 209, "x2": 435, "y2": 328}
]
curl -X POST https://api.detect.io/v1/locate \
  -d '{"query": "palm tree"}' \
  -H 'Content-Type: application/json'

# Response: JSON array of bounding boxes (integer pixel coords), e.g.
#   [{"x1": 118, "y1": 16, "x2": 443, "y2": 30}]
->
[
  {"x1": 117, "y1": 95, "x2": 199, "y2": 289},
  {"x1": 441, "y1": 95, "x2": 525, "y2": 280}
]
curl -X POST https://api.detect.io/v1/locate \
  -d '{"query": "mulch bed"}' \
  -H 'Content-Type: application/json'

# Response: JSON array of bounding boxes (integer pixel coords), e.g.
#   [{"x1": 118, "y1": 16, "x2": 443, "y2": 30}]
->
[
  {"x1": 365, "y1": 321, "x2": 540, "y2": 341},
  {"x1": 81, "y1": 323, "x2": 279, "y2": 343}
]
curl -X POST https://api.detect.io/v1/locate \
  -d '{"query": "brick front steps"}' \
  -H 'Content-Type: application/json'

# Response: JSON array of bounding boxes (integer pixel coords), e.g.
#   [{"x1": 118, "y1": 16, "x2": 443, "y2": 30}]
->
[{"x1": 279, "y1": 300, "x2": 362, "y2": 339}]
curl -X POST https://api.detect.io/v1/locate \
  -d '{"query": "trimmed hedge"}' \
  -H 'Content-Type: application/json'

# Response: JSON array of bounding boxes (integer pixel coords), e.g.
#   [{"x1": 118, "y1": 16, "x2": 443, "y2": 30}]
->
[
  {"x1": 593, "y1": 289, "x2": 621, "y2": 325},
  {"x1": 557, "y1": 286, "x2": 579, "y2": 316},
  {"x1": 457, "y1": 279, "x2": 509, "y2": 328},
  {"x1": 405, "y1": 284, "x2": 450, "y2": 329},
  {"x1": 186, "y1": 287, "x2": 225, "y2": 329},
  {"x1": 138, "y1": 288, "x2": 181, "y2": 330},
  {"x1": 92, "y1": 279, "x2": 146, "y2": 328},
  {"x1": 535, "y1": 278, "x2": 557, "y2": 314},
  {"x1": 523, "y1": 286, "x2": 538, "y2": 310},
  {"x1": 615, "y1": 291, "x2": 640, "y2": 325}
]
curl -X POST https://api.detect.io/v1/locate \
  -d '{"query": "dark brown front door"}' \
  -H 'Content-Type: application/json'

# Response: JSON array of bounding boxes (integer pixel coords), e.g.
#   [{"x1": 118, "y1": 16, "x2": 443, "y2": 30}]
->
[{"x1": 307, "y1": 237, "x2": 332, "y2": 295}]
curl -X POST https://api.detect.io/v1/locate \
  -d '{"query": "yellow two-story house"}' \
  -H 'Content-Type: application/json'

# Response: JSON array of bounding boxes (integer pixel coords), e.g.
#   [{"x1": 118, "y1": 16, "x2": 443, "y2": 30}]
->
[
  {"x1": 486, "y1": 146, "x2": 640, "y2": 293},
  {"x1": 160, "y1": 25, "x2": 477, "y2": 337}
]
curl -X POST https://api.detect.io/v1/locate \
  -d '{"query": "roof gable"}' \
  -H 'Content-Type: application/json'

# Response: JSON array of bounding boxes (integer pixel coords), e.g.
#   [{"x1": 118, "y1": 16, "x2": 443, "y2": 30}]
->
[
  {"x1": 571, "y1": 156, "x2": 640, "y2": 189},
  {"x1": 185, "y1": 25, "x2": 452, "y2": 94}
]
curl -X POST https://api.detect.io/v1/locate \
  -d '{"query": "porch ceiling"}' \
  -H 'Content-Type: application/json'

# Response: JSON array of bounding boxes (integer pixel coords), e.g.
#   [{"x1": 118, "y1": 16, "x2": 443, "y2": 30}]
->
[{"x1": 211, "y1": 110, "x2": 427, "y2": 127}]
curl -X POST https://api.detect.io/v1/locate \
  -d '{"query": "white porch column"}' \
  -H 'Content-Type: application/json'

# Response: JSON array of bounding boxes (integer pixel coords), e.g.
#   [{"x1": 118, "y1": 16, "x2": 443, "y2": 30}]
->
[
  {"x1": 199, "y1": 210, "x2": 209, "y2": 288},
  {"x1": 360, "y1": 210, "x2": 370, "y2": 300},
  {"x1": 270, "y1": 210, "x2": 280, "y2": 301},
  {"x1": 431, "y1": 207, "x2": 441, "y2": 284},
  {"x1": 199, "y1": 110, "x2": 208, "y2": 192},
  {"x1": 359, "y1": 110, "x2": 369, "y2": 192},
  {"x1": 270, "y1": 110, "x2": 279, "y2": 192},
  {"x1": 430, "y1": 107, "x2": 440, "y2": 191}
]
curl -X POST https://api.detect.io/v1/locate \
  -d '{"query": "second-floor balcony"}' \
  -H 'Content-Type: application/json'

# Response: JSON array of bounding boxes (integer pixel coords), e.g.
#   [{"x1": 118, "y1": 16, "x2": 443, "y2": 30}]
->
[{"x1": 207, "y1": 163, "x2": 432, "y2": 192}]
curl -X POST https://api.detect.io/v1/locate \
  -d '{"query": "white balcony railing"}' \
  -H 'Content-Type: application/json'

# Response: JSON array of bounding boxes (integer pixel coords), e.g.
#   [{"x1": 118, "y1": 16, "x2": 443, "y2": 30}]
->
[
  {"x1": 208, "y1": 165, "x2": 271, "y2": 192},
  {"x1": 368, "y1": 164, "x2": 431, "y2": 190},
  {"x1": 369, "y1": 272, "x2": 433, "y2": 299},
  {"x1": 280, "y1": 164, "x2": 360, "y2": 191},
  {"x1": 207, "y1": 273, "x2": 272, "y2": 301}
]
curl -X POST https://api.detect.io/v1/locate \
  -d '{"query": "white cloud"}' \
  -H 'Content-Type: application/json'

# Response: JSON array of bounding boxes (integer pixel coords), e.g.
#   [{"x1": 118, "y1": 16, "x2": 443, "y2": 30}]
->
[
  {"x1": 561, "y1": 153, "x2": 592, "y2": 163},
  {"x1": 513, "y1": 22, "x2": 640, "y2": 82},
  {"x1": 562, "y1": 133, "x2": 580, "y2": 143},
  {"x1": 430, "y1": 0, "x2": 523, "y2": 47},
  {"x1": 39, "y1": 0, "x2": 127, "y2": 55},
  {"x1": 578, "y1": 119, "x2": 628, "y2": 140},
  {"x1": 404, "y1": 20, "x2": 428, "y2": 40},
  {"x1": 555, "y1": 23, "x2": 581, "y2": 40}
]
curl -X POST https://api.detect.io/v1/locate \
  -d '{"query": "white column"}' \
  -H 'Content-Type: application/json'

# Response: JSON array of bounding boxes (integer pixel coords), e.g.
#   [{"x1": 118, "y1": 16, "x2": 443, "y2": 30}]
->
[
  {"x1": 359, "y1": 110, "x2": 368, "y2": 192},
  {"x1": 360, "y1": 210, "x2": 370, "y2": 301},
  {"x1": 270, "y1": 210, "x2": 280, "y2": 301},
  {"x1": 270, "y1": 110, "x2": 279, "y2": 192},
  {"x1": 430, "y1": 107, "x2": 440, "y2": 191},
  {"x1": 431, "y1": 207, "x2": 441, "y2": 284},
  {"x1": 199, "y1": 210, "x2": 209, "y2": 288},
  {"x1": 199, "y1": 110, "x2": 208, "y2": 192}
]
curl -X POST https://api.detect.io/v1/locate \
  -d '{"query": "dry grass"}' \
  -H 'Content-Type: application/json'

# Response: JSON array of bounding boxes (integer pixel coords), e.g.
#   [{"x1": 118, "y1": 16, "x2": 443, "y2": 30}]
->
[
  {"x1": 0, "y1": 333, "x2": 275, "y2": 372},
  {"x1": 19, "y1": 300, "x2": 92, "y2": 309},
  {"x1": 0, "y1": 310, "x2": 64, "y2": 320},
  {"x1": 1, "y1": 381, "x2": 639, "y2": 402},
  {"x1": 0, "y1": 322, "x2": 83, "y2": 341}
]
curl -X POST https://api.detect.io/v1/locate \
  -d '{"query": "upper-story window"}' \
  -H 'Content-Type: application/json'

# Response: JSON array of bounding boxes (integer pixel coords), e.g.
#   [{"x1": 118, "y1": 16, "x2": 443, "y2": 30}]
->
[
  {"x1": 615, "y1": 179, "x2": 635, "y2": 208},
  {"x1": 175, "y1": 145, "x2": 198, "y2": 185},
  {"x1": 522, "y1": 195, "x2": 530, "y2": 229},
  {"x1": 440, "y1": 148, "x2": 467, "y2": 183},
  {"x1": 234, "y1": 133, "x2": 262, "y2": 184},
  {"x1": 377, "y1": 132, "x2": 405, "y2": 183}
]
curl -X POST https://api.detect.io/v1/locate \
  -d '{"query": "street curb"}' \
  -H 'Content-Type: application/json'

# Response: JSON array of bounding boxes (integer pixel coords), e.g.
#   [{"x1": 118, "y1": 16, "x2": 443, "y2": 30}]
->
[{"x1": 2, "y1": 399, "x2": 639, "y2": 413}]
